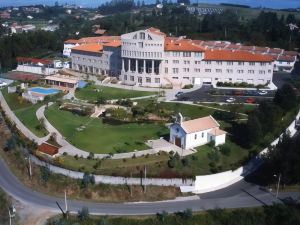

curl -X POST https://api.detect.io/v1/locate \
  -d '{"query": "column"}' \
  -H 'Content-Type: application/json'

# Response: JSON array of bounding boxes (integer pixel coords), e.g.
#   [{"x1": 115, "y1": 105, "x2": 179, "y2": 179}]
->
[
  {"x1": 143, "y1": 60, "x2": 146, "y2": 74},
  {"x1": 151, "y1": 60, "x2": 154, "y2": 74},
  {"x1": 135, "y1": 59, "x2": 138, "y2": 73},
  {"x1": 122, "y1": 59, "x2": 125, "y2": 71},
  {"x1": 128, "y1": 59, "x2": 130, "y2": 72}
]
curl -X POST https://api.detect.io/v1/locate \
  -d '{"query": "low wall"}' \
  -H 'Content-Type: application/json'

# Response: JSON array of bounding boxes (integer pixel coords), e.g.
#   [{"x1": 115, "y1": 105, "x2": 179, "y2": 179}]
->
[{"x1": 181, "y1": 109, "x2": 300, "y2": 194}]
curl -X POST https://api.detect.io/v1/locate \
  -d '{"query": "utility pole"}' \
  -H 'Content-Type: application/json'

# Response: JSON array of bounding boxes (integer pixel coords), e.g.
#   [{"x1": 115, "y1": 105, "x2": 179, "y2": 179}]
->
[
  {"x1": 276, "y1": 173, "x2": 281, "y2": 198},
  {"x1": 28, "y1": 155, "x2": 32, "y2": 179},
  {"x1": 65, "y1": 189, "x2": 68, "y2": 219},
  {"x1": 8, "y1": 209, "x2": 12, "y2": 225},
  {"x1": 130, "y1": 172, "x2": 133, "y2": 197},
  {"x1": 144, "y1": 165, "x2": 147, "y2": 194}
]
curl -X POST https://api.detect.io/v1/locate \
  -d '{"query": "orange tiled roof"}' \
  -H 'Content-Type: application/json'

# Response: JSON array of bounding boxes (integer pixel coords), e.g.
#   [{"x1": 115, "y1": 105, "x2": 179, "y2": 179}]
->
[
  {"x1": 64, "y1": 39, "x2": 80, "y2": 44},
  {"x1": 204, "y1": 49, "x2": 273, "y2": 62},
  {"x1": 103, "y1": 40, "x2": 121, "y2": 47},
  {"x1": 165, "y1": 39, "x2": 206, "y2": 52},
  {"x1": 146, "y1": 27, "x2": 166, "y2": 36},
  {"x1": 72, "y1": 43, "x2": 103, "y2": 53},
  {"x1": 38, "y1": 143, "x2": 59, "y2": 156},
  {"x1": 180, "y1": 115, "x2": 219, "y2": 134}
]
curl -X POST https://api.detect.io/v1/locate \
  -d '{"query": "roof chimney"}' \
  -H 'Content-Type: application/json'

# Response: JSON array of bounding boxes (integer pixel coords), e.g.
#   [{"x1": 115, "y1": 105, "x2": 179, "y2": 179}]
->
[{"x1": 177, "y1": 113, "x2": 183, "y2": 125}]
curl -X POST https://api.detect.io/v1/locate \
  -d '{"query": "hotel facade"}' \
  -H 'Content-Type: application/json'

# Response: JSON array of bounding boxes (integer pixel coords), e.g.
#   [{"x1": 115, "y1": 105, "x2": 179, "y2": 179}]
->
[{"x1": 64, "y1": 28, "x2": 297, "y2": 88}]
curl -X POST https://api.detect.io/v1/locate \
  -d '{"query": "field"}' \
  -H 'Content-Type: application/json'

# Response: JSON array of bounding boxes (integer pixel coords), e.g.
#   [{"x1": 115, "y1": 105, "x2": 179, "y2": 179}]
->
[
  {"x1": 75, "y1": 85, "x2": 156, "y2": 101},
  {"x1": 45, "y1": 103, "x2": 168, "y2": 154}
]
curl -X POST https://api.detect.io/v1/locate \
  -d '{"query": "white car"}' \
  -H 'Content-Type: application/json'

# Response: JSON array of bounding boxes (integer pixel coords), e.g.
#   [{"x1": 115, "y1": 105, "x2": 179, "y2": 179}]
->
[
  {"x1": 226, "y1": 97, "x2": 236, "y2": 103},
  {"x1": 258, "y1": 90, "x2": 268, "y2": 95}
]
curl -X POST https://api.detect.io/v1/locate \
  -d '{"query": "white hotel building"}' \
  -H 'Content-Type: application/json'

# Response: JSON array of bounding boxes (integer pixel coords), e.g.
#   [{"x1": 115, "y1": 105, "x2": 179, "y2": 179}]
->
[
  {"x1": 64, "y1": 28, "x2": 282, "y2": 88},
  {"x1": 120, "y1": 28, "x2": 274, "y2": 88}
]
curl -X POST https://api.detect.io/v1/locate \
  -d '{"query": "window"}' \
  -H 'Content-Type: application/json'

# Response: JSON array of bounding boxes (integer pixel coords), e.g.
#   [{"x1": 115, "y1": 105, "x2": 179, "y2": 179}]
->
[
  {"x1": 238, "y1": 62, "x2": 244, "y2": 66},
  {"x1": 260, "y1": 62, "x2": 266, "y2": 66},
  {"x1": 194, "y1": 52, "x2": 202, "y2": 57},
  {"x1": 216, "y1": 69, "x2": 222, "y2": 73},
  {"x1": 173, "y1": 60, "x2": 179, "y2": 64},
  {"x1": 172, "y1": 77, "x2": 178, "y2": 79},
  {"x1": 130, "y1": 76, "x2": 134, "y2": 81},
  {"x1": 124, "y1": 75, "x2": 127, "y2": 80},
  {"x1": 146, "y1": 77, "x2": 151, "y2": 83},
  {"x1": 147, "y1": 34, "x2": 152, "y2": 40},
  {"x1": 139, "y1": 32, "x2": 145, "y2": 40},
  {"x1": 165, "y1": 60, "x2": 168, "y2": 64},
  {"x1": 248, "y1": 70, "x2": 254, "y2": 74},
  {"x1": 216, "y1": 61, "x2": 222, "y2": 65},
  {"x1": 194, "y1": 68, "x2": 201, "y2": 72},
  {"x1": 155, "y1": 78, "x2": 160, "y2": 83},
  {"x1": 172, "y1": 52, "x2": 180, "y2": 57},
  {"x1": 184, "y1": 60, "x2": 190, "y2": 64},
  {"x1": 227, "y1": 61, "x2": 233, "y2": 66},
  {"x1": 205, "y1": 61, "x2": 211, "y2": 65},
  {"x1": 183, "y1": 68, "x2": 189, "y2": 72},
  {"x1": 173, "y1": 68, "x2": 179, "y2": 74},
  {"x1": 194, "y1": 134, "x2": 197, "y2": 140},
  {"x1": 249, "y1": 62, "x2": 255, "y2": 66},
  {"x1": 259, "y1": 70, "x2": 266, "y2": 74},
  {"x1": 268, "y1": 69, "x2": 272, "y2": 73},
  {"x1": 195, "y1": 61, "x2": 201, "y2": 64},
  {"x1": 205, "y1": 69, "x2": 211, "y2": 73},
  {"x1": 183, "y1": 52, "x2": 191, "y2": 57},
  {"x1": 202, "y1": 132, "x2": 204, "y2": 138},
  {"x1": 237, "y1": 70, "x2": 244, "y2": 74},
  {"x1": 226, "y1": 69, "x2": 233, "y2": 73},
  {"x1": 183, "y1": 77, "x2": 189, "y2": 79},
  {"x1": 165, "y1": 67, "x2": 168, "y2": 74}
]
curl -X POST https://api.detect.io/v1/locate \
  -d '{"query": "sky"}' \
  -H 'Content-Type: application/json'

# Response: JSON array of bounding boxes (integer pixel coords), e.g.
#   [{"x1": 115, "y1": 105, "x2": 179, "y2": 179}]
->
[{"x1": 0, "y1": 0, "x2": 299, "y2": 9}]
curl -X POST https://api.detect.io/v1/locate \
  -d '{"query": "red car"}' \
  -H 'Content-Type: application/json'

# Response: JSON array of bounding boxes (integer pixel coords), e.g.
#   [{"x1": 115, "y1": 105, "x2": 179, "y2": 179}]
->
[{"x1": 245, "y1": 97, "x2": 255, "y2": 104}]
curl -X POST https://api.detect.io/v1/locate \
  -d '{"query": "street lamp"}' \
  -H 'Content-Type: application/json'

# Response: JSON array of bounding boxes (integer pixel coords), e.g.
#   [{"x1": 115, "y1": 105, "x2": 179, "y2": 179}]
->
[
  {"x1": 273, "y1": 173, "x2": 281, "y2": 198},
  {"x1": 8, "y1": 205, "x2": 16, "y2": 225}
]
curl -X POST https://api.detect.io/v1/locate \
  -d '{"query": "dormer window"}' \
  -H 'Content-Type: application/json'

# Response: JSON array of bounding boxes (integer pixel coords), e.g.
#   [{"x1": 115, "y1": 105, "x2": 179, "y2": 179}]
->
[
  {"x1": 139, "y1": 32, "x2": 145, "y2": 40},
  {"x1": 148, "y1": 34, "x2": 152, "y2": 40},
  {"x1": 133, "y1": 34, "x2": 137, "y2": 39}
]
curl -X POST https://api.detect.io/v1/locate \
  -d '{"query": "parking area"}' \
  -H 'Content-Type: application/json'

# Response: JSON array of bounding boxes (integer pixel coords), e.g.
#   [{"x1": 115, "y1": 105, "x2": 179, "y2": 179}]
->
[
  {"x1": 176, "y1": 85, "x2": 275, "y2": 104},
  {"x1": 175, "y1": 72, "x2": 294, "y2": 104}
]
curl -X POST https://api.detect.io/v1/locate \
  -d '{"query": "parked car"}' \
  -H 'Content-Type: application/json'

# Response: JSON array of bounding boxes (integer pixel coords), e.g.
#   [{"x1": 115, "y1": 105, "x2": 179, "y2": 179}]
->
[
  {"x1": 258, "y1": 90, "x2": 268, "y2": 95},
  {"x1": 226, "y1": 97, "x2": 236, "y2": 103},
  {"x1": 175, "y1": 91, "x2": 183, "y2": 97},
  {"x1": 245, "y1": 97, "x2": 255, "y2": 104},
  {"x1": 233, "y1": 90, "x2": 243, "y2": 96}
]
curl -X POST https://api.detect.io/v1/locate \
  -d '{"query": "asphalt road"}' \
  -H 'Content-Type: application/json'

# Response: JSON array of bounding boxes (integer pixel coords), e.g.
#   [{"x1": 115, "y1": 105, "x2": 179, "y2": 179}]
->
[{"x1": 1, "y1": 158, "x2": 299, "y2": 216}]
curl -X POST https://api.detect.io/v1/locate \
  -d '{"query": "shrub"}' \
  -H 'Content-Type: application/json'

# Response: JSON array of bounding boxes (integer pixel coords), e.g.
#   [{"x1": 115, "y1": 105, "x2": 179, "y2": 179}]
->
[
  {"x1": 220, "y1": 144, "x2": 231, "y2": 156},
  {"x1": 168, "y1": 157, "x2": 176, "y2": 168},
  {"x1": 181, "y1": 158, "x2": 190, "y2": 167},
  {"x1": 78, "y1": 206, "x2": 89, "y2": 221}
]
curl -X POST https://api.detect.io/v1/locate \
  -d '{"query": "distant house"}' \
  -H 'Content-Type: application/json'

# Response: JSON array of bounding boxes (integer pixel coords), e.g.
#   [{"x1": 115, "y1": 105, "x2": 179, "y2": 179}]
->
[{"x1": 169, "y1": 114, "x2": 226, "y2": 149}]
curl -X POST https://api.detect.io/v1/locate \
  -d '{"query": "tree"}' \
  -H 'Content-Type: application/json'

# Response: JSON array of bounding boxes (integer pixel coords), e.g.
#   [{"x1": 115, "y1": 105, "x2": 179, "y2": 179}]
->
[
  {"x1": 246, "y1": 114, "x2": 263, "y2": 146},
  {"x1": 40, "y1": 166, "x2": 51, "y2": 183},
  {"x1": 274, "y1": 83, "x2": 297, "y2": 110}
]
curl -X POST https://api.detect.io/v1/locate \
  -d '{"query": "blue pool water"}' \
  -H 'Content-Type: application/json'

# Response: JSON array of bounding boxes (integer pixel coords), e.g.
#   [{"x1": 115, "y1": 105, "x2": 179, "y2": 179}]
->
[{"x1": 30, "y1": 87, "x2": 59, "y2": 95}]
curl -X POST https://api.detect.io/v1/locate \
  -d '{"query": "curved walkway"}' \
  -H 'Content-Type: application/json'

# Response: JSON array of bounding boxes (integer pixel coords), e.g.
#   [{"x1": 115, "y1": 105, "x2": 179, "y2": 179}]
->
[{"x1": 0, "y1": 91, "x2": 50, "y2": 145}]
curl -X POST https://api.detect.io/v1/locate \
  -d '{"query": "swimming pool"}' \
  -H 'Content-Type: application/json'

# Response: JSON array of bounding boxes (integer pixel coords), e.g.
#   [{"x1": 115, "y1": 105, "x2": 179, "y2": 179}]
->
[{"x1": 29, "y1": 87, "x2": 59, "y2": 95}]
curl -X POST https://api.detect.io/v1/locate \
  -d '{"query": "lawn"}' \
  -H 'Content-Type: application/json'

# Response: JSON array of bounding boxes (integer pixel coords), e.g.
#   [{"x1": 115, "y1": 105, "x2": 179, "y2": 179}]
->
[
  {"x1": 75, "y1": 84, "x2": 156, "y2": 101},
  {"x1": 60, "y1": 152, "x2": 170, "y2": 176},
  {"x1": 1, "y1": 89, "x2": 48, "y2": 137},
  {"x1": 45, "y1": 104, "x2": 169, "y2": 154}
]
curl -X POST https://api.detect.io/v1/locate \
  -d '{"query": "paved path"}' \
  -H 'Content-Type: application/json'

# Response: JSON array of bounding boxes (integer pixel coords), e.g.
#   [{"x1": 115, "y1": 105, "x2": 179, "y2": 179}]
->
[{"x1": 0, "y1": 91, "x2": 49, "y2": 145}]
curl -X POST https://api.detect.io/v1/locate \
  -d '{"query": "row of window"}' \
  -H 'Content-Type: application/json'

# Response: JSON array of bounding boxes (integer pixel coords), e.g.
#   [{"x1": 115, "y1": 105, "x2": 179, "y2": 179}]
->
[
  {"x1": 164, "y1": 51, "x2": 203, "y2": 58},
  {"x1": 122, "y1": 50, "x2": 163, "y2": 58},
  {"x1": 165, "y1": 67, "x2": 271, "y2": 74},
  {"x1": 164, "y1": 60, "x2": 272, "y2": 66},
  {"x1": 123, "y1": 75, "x2": 160, "y2": 83},
  {"x1": 74, "y1": 56, "x2": 109, "y2": 65}
]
